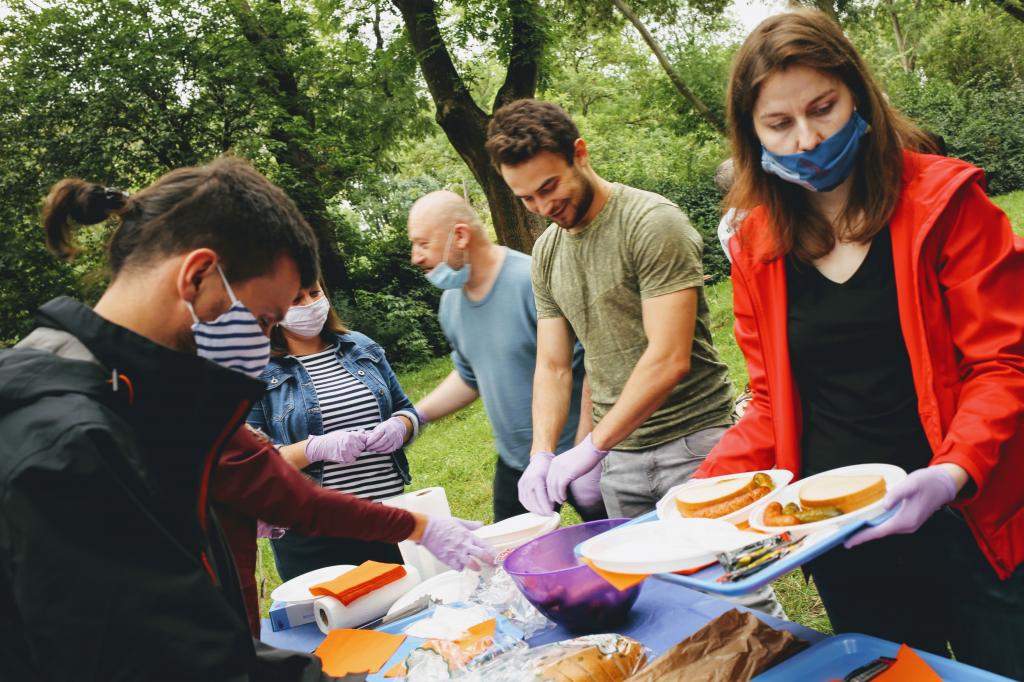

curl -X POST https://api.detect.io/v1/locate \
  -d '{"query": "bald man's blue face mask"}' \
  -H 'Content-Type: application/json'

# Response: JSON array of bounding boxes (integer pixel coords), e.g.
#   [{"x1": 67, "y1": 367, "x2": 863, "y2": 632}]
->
[{"x1": 426, "y1": 225, "x2": 471, "y2": 290}]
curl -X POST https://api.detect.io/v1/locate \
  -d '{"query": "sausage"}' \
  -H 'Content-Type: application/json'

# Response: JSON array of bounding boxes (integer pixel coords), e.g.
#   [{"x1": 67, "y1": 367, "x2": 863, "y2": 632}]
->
[
  {"x1": 683, "y1": 485, "x2": 772, "y2": 519},
  {"x1": 762, "y1": 501, "x2": 800, "y2": 527}
]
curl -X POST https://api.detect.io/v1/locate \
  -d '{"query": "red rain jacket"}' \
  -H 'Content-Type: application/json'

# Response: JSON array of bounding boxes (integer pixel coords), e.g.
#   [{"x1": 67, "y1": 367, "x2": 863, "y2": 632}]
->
[
  {"x1": 211, "y1": 426, "x2": 416, "y2": 635},
  {"x1": 697, "y1": 151, "x2": 1024, "y2": 579}
]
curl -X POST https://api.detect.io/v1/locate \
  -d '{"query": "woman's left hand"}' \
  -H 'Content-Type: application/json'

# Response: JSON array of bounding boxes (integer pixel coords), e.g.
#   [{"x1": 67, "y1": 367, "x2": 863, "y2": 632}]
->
[
  {"x1": 362, "y1": 416, "x2": 408, "y2": 454},
  {"x1": 844, "y1": 464, "x2": 966, "y2": 548}
]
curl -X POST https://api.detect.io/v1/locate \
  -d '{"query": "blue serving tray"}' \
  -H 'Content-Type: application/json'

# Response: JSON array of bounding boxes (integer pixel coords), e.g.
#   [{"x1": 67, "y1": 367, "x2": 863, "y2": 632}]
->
[
  {"x1": 752, "y1": 633, "x2": 1014, "y2": 681},
  {"x1": 578, "y1": 507, "x2": 897, "y2": 597}
]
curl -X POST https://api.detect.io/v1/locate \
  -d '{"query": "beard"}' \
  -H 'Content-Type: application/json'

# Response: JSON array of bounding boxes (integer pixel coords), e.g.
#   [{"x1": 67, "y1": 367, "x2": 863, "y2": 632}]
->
[
  {"x1": 554, "y1": 170, "x2": 595, "y2": 230},
  {"x1": 176, "y1": 326, "x2": 198, "y2": 354}
]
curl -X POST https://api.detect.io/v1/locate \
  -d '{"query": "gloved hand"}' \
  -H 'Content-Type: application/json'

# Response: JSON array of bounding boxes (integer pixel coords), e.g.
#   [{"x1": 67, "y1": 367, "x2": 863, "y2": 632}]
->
[
  {"x1": 363, "y1": 416, "x2": 408, "y2": 454},
  {"x1": 257, "y1": 520, "x2": 286, "y2": 540},
  {"x1": 568, "y1": 460, "x2": 604, "y2": 513},
  {"x1": 518, "y1": 452, "x2": 556, "y2": 516},
  {"x1": 414, "y1": 406, "x2": 429, "y2": 426},
  {"x1": 305, "y1": 430, "x2": 367, "y2": 465},
  {"x1": 419, "y1": 516, "x2": 497, "y2": 571},
  {"x1": 546, "y1": 434, "x2": 609, "y2": 505},
  {"x1": 844, "y1": 465, "x2": 959, "y2": 549}
]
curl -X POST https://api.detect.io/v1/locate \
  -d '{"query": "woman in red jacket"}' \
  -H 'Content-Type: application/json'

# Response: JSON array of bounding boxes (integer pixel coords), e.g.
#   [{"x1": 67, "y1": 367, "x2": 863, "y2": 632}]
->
[{"x1": 696, "y1": 9, "x2": 1024, "y2": 677}]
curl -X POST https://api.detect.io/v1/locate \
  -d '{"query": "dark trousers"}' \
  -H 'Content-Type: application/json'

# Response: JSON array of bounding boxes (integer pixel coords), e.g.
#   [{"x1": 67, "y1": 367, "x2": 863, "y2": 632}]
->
[
  {"x1": 807, "y1": 507, "x2": 1024, "y2": 680},
  {"x1": 493, "y1": 456, "x2": 608, "y2": 523},
  {"x1": 271, "y1": 532, "x2": 403, "y2": 583}
]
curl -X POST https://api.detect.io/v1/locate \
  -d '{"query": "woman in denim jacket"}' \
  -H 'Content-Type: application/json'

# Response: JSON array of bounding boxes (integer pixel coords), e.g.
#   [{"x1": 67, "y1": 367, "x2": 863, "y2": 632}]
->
[{"x1": 248, "y1": 280, "x2": 422, "y2": 580}]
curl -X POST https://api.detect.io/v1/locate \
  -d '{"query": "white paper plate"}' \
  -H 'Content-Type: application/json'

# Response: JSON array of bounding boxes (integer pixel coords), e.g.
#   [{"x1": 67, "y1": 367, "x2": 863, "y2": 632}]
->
[
  {"x1": 270, "y1": 564, "x2": 355, "y2": 604},
  {"x1": 749, "y1": 463, "x2": 907, "y2": 536},
  {"x1": 384, "y1": 569, "x2": 480, "y2": 618},
  {"x1": 656, "y1": 469, "x2": 794, "y2": 527},
  {"x1": 473, "y1": 512, "x2": 559, "y2": 546},
  {"x1": 578, "y1": 518, "x2": 764, "y2": 575}
]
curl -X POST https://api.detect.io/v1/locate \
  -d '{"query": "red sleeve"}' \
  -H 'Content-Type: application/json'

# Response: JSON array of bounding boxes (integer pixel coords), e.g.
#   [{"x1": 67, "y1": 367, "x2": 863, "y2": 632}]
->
[
  {"x1": 211, "y1": 427, "x2": 416, "y2": 543},
  {"x1": 695, "y1": 233, "x2": 779, "y2": 478},
  {"x1": 928, "y1": 181, "x2": 1024, "y2": 501}
]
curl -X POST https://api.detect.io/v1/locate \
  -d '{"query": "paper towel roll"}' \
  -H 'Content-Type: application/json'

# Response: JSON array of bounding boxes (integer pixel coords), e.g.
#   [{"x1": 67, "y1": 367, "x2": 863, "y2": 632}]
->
[
  {"x1": 383, "y1": 487, "x2": 452, "y2": 580},
  {"x1": 313, "y1": 564, "x2": 422, "y2": 634}
]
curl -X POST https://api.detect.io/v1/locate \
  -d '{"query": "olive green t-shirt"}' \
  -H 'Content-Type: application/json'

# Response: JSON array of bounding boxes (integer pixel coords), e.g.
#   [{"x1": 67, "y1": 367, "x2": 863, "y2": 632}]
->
[{"x1": 531, "y1": 183, "x2": 734, "y2": 451}]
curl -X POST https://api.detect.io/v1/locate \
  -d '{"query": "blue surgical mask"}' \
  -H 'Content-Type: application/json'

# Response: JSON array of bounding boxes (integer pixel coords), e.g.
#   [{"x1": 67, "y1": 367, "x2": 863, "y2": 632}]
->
[
  {"x1": 426, "y1": 226, "x2": 470, "y2": 290},
  {"x1": 760, "y1": 110, "x2": 869, "y2": 192},
  {"x1": 185, "y1": 265, "x2": 270, "y2": 378}
]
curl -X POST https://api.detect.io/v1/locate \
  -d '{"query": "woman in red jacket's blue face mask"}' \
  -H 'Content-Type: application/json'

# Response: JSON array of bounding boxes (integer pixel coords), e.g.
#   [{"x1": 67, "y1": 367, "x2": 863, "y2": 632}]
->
[{"x1": 753, "y1": 65, "x2": 869, "y2": 194}]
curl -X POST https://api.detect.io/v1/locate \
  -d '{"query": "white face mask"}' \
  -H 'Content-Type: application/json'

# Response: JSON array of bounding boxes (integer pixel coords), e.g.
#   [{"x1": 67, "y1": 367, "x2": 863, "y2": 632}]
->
[
  {"x1": 279, "y1": 295, "x2": 330, "y2": 338},
  {"x1": 184, "y1": 265, "x2": 270, "y2": 379}
]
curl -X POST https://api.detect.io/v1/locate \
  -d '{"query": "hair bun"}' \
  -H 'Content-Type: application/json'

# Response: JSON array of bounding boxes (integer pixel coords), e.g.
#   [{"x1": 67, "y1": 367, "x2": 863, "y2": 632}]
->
[{"x1": 70, "y1": 184, "x2": 126, "y2": 224}]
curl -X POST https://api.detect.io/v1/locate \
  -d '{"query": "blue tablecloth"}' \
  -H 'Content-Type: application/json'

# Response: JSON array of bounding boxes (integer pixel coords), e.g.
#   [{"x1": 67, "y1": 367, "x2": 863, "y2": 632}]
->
[{"x1": 260, "y1": 577, "x2": 823, "y2": 658}]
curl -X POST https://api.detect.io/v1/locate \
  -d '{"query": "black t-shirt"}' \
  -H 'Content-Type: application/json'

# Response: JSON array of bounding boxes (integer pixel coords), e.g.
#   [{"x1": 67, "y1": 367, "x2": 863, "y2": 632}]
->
[{"x1": 786, "y1": 227, "x2": 933, "y2": 477}]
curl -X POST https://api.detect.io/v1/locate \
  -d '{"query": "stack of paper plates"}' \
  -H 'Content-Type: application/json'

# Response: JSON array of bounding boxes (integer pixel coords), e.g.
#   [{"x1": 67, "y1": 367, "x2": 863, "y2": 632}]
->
[
  {"x1": 473, "y1": 512, "x2": 560, "y2": 552},
  {"x1": 578, "y1": 518, "x2": 763, "y2": 574}
]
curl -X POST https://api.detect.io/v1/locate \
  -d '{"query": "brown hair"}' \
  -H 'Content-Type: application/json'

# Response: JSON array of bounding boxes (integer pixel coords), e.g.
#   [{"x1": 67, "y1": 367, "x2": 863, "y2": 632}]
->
[
  {"x1": 486, "y1": 99, "x2": 580, "y2": 168},
  {"x1": 269, "y1": 279, "x2": 349, "y2": 357},
  {"x1": 725, "y1": 9, "x2": 937, "y2": 261},
  {"x1": 41, "y1": 156, "x2": 320, "y2": 286}
]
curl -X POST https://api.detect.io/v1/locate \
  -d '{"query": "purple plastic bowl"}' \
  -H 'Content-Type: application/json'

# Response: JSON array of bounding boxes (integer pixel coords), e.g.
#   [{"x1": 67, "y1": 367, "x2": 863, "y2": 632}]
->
[{"x1": 503, "y1": 518, "x2": 642, "y2": 633}]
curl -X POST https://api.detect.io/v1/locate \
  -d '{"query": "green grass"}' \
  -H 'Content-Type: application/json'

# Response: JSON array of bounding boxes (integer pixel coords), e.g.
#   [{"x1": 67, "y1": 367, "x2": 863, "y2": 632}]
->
[
  {"x1": 257, "y1": 190, "x2": 1023, "y2": 628},
  {"x1": 993, "y1": 189, "x2": 1024, "y2": 236}
]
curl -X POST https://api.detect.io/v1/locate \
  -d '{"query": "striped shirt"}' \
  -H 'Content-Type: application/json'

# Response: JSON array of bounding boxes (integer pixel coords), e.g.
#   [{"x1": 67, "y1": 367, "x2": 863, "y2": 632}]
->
[{"x1": 298, "y1": 347, "x2": 405, "y2": 500}]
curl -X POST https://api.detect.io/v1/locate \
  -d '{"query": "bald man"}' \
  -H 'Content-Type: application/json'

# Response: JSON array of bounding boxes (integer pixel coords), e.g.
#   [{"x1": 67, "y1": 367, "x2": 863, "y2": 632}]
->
[{"x1": 407, "y1": 191, "x2": 604, "y2": 523}]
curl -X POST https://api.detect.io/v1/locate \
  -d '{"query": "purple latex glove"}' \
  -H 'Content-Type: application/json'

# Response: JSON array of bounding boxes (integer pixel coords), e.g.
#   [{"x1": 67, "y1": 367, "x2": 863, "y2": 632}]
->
[
  {"x1": 844, "y1": 466, "x2": 959, "y2": 549},
  {"x1": 546, "y1": 434, "x2": 609, "y2": 505},
  {"x1": 414, "y1": 406, "x2": 429, "y2": 426},
  {"x1": 256, "y1": 520, "x2": 286, "y2": 540},
  {"x1": 363, "y1": 416, "x2": 408, "y2": 454},
  {"x1": 518, "y1": 452, "x2": 556, "y2": 516},
  {"x1": 568, "y1": 460, "x2": 604, "y2": 513},
  {"x1": 305, "y1": 430, "x2": 368, "y2": 465},
  {"x1": 419, "y1": 516, "x2": 497, "y2": 571}
]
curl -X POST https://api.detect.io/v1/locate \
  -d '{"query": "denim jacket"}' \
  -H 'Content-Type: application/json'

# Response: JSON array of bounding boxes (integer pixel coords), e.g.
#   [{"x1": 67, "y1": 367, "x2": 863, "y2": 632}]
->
[{"x1": 247, "y1": 331, "x2": 418, "y2": 486}]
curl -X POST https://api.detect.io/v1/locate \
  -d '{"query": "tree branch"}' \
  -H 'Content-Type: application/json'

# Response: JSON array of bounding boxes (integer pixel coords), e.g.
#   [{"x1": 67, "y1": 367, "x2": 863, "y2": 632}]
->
[
  {"x1": 610, "y1": 0, "x2": 724, "y2": 133},
  {"x1": 990, "y1": 0, "x2": 1024, "y2": 22}
]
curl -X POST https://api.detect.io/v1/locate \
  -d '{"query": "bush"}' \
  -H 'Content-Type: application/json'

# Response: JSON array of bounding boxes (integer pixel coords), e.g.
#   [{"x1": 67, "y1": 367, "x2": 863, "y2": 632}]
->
[
  {"x1": 889, "y1": 75, "x2": 1024, "y2": 196},
  {"x1": 336, "y1": 290, "x2": 447, "y2": 372}
]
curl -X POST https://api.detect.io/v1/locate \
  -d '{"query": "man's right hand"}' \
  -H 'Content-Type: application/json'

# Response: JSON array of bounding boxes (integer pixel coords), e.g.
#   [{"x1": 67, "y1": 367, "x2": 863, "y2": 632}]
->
[
  {"x1": 304, "y1": 430, "x2": 368, "y2": 465},
  {"x1": 518, "y1": 452, "x2": 556, "y2": 516}
]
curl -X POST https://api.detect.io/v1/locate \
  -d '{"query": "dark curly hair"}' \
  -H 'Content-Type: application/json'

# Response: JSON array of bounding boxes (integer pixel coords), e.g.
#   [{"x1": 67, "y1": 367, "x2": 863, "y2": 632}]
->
[{"x1": 486, "y1": 99, "x2": 580, "y2": 168}]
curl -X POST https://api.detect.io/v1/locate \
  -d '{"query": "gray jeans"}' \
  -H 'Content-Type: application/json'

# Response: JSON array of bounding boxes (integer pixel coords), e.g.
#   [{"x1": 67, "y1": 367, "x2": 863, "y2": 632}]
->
[
  {"x1": 600, "y1": 425, "x2": 728, "y2": 519},
  {"x1": 599, "y1": 425, "x2": 787, "y2": 620}
]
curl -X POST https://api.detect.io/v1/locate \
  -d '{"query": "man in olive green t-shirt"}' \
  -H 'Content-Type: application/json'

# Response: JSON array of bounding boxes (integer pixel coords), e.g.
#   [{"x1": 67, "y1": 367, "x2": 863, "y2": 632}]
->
[{"x1": 485, "y1": 99, "x2": 736, "y2": 519}]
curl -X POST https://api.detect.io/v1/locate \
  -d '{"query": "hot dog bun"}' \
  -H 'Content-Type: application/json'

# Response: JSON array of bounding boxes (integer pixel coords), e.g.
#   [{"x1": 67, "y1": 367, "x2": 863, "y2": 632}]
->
[
  {"x1": 799, "y1": 474, "x2": 886, "y2": 514},
  {"x1": 675, "y1": 476, "x2": 756, "y2": 516}
]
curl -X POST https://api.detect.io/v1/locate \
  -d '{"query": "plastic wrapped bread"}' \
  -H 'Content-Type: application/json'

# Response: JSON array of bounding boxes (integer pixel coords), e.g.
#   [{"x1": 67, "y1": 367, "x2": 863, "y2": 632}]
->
[{"x1": 459, "y1": 633, "x2": 648, "y2": 682}]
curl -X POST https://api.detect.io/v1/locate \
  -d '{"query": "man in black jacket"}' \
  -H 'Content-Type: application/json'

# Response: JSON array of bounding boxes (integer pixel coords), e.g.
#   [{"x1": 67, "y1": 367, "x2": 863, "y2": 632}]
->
[{"x1": 0, "y1": 159, "x2": 359, "y2": 681}]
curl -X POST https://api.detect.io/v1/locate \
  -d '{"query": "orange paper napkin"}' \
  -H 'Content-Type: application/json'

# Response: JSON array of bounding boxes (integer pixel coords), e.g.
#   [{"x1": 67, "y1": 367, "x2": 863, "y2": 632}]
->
[
  {"x1": 314, "y1": 628, "x2": 406, "y2": 677},
  {"x1": 581, "y1": 557, "x2": 715, "y2": 591},
  {"x1": 874, "y1": 644, "x2": 943, "y2": 682},
  {"x1": 309, "y1": 560, "x2": 406, "y2": 605}
]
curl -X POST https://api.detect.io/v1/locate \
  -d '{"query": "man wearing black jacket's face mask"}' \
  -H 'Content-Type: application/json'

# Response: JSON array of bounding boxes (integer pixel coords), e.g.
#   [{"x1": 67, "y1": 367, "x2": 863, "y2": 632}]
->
[{"x1": 0, "y1": 158, "x2": 360, "y2": 681}]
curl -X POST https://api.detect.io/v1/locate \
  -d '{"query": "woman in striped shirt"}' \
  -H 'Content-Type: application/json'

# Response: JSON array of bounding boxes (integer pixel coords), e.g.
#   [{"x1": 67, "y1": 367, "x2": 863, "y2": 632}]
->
[{"x1": 248, "y1": 280, "x2": 423, "y2": 580}]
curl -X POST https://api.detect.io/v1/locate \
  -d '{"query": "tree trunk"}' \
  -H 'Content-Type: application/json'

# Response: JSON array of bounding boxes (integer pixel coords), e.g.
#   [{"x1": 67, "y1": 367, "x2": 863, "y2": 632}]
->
[
  {"x1": 882, "y1": 0, "x2": 915, "y2": 73},
  {"x1": 228, "y1": 0, "x2": 349, "y2": 291},
  {"x1": 391, "y1": 0, "x2": 545, "y2": 253}
]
